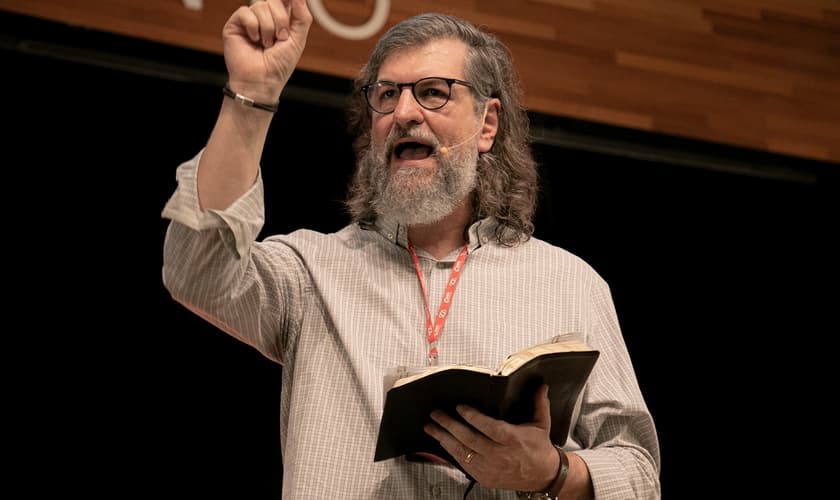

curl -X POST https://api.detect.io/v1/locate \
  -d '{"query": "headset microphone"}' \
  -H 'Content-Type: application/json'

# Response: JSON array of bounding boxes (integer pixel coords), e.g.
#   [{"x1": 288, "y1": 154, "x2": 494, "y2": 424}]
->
[
  {"x1": 437, "y1": 125, "x2": 483, "y2": 156},
  {"x1": 437, "y1": 107, "x2": 489, "y2": 156}
]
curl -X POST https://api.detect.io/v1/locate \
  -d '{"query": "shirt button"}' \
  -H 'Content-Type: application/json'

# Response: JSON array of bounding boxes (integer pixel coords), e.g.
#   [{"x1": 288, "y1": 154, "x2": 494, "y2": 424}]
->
[{"x1": 430, "y1": 483, "x2": 442, "y2": 498}]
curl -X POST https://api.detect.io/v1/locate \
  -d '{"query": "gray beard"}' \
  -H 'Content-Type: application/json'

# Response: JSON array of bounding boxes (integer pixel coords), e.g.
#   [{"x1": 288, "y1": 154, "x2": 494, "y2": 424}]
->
[{"x1": 363, "y1": 128, "x2": 478, "y2": 226}]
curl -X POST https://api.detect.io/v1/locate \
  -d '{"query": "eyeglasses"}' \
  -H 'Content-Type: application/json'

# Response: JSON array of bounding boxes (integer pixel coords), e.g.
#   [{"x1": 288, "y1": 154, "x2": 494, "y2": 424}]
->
[{"x1": 361, "y1": 77, "x2": 475, "y2": 114}]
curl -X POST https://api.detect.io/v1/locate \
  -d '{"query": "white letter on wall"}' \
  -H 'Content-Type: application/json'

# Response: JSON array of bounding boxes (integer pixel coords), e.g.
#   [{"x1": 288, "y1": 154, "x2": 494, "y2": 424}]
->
[{"x1": 250, "y1": 0, "x2": 390, "y2": 40}]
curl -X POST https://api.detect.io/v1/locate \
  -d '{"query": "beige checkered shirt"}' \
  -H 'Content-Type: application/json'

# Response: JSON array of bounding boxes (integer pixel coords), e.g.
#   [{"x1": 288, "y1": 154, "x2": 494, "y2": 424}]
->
[{"x1": 162, "y1": 150, "x2": 660, "y2": 499}]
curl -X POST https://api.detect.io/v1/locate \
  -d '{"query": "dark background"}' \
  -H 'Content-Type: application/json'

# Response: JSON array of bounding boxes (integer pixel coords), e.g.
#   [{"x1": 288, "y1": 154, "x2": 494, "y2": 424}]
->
[{"x1": 4, "y1": 10, "x2": 836, "y2": 498}]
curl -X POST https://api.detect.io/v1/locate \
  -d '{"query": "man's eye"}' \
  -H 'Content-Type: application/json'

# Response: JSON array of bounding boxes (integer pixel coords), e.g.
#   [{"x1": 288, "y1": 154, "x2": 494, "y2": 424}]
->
[{"x1": 420, "y1": 88, "x2": 446, "y2": 98}]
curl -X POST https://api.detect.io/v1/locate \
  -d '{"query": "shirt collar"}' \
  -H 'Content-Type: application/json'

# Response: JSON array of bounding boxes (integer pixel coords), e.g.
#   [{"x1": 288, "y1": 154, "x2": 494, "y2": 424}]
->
[{"x1": 373, "y1": 216, "x2": 500, "y2": 260}]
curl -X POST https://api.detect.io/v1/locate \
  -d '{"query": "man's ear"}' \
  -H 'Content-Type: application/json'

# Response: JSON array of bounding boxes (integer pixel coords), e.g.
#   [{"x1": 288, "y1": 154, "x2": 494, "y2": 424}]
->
[{"x1": 478, "y1": 98, "x2": 501, "y2": 153}]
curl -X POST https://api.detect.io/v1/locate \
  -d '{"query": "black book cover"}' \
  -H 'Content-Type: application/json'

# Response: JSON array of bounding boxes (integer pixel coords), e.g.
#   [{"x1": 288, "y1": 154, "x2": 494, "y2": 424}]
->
[{"x1": 374, "y1": 345, "x2": 599, "y2": 469}]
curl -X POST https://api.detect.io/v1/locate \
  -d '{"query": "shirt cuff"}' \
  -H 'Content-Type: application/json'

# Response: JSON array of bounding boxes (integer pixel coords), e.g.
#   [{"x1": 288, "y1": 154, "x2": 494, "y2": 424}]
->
[
  {"x1": 573, "y1": 449, "x2": 635, "y2": 500},
  {"x1": 160, "y1": 148, "x2": 265, "y2": 258}
]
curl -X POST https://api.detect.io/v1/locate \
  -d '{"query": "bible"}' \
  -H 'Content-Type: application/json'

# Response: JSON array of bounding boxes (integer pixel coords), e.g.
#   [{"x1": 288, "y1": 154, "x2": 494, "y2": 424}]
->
[{"x1": 373, "y1": 334, "x2": 599, "y2": 467}]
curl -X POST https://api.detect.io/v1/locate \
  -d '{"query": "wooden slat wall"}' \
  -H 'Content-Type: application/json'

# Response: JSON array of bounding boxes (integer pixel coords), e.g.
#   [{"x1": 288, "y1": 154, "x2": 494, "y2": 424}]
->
[{"x1": 2, "y1": 0, "x2": 838, "y2": 163}]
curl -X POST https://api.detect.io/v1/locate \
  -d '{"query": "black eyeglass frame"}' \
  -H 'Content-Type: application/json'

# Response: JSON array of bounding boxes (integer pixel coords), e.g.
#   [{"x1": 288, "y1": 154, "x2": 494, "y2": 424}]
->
[{"x1": 361, "y1": 77, "x2": 476, "y2": 114}]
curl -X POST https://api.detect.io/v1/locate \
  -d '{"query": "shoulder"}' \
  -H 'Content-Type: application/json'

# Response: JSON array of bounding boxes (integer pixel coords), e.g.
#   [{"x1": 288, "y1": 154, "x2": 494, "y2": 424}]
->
[
  {"x1": 262, "y1": 223, "x2": 393, "y2": 257},
  {"x1": 522, "y1": 236, "x2": 597, "y2": 270},
  {"x1": 511, "y1": 236, "x2": 612, "y2": 289}
]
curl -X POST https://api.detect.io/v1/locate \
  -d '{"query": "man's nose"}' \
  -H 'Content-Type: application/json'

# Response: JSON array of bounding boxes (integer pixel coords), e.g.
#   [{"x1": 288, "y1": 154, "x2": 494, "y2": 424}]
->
[{"x1": 392, "y1": 87, "x2": 424, "y2": 127}]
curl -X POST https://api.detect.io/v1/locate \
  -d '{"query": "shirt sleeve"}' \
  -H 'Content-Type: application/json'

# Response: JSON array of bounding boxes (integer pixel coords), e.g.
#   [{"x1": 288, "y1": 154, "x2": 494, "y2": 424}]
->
[
  {"x1": 573, "y1": 276, "x2": 662, "y2": 499},
  {"x1": 161, "y1": 148, "x2": 265, "y2": 258},
  {"x1": 160, "y1": 149, "x2": 304, "y2": 363}
]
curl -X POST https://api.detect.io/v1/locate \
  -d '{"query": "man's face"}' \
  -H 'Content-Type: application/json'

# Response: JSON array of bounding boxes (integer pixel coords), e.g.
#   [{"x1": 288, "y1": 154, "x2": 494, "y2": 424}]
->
[{"x1": 363, "y1": 39, "x2": 489, "y2": 225}]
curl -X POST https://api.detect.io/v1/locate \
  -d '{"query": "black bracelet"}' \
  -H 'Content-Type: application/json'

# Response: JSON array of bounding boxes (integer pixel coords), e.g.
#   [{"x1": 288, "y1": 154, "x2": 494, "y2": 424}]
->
[
  {"x1": 545, "y1": 445, "x2": 570, "y2": 497},
  {"x1": 516, "y1": 445, "x2": 569, "y2": 499},
  {"x1": 222, "y1": 83, "x2": 279, "y2": 113}
]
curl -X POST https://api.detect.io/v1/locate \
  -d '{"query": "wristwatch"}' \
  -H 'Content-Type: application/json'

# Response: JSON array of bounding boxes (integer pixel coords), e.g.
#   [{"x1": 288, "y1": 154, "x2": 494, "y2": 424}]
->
[{"x1": 516, "y1": 445, "x2": 569, "y2": 499}]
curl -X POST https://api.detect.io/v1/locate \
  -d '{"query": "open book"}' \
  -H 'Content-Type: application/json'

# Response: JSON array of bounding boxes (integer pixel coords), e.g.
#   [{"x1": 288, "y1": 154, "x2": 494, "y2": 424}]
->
[{"x1": 373, "y1": 335, "x2": 599, "y2": 468}]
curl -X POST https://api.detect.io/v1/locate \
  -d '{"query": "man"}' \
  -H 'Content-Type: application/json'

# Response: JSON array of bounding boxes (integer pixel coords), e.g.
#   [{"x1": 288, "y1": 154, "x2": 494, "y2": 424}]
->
[{"x1": 162, "y1": 0, "x2": 660, "y2": 498}]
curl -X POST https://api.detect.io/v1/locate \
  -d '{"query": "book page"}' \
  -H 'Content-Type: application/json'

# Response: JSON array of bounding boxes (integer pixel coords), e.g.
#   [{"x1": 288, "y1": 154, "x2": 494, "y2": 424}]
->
[
  {"x1": 497, "y1": 334, "x2": 593, "y2": 376},
  {"x1": 387, "y1": 334, "x2": 593, "y2": 389},
  {"x1": 389, "y1": 363, "x2": 496, "y2": 389}
]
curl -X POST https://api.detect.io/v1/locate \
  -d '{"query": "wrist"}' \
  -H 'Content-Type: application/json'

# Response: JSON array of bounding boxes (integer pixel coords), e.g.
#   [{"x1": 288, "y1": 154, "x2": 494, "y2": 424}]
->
[
  {"x1": 516, "y1": 445, "x2": 569, "y2": 499},
  {"x1": 222, "y1": 82, "x2": 280, "y2": 113}
]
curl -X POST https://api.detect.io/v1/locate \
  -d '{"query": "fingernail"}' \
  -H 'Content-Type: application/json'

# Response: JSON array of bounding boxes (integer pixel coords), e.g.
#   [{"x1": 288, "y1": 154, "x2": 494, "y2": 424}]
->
[{"x1": 277, "y1": 28, "x2": 289, "y2": 41}]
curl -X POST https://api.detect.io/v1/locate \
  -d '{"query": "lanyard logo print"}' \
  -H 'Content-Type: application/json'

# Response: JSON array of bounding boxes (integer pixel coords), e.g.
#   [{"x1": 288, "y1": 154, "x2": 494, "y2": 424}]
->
[{"x1": 407, "y1": 242, "x2": 469, "y2": 365}]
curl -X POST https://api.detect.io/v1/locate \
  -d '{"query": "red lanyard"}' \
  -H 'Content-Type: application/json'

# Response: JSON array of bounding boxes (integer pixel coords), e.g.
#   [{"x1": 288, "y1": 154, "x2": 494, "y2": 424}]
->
[{"x1": 407, "y1": 241, "x2": 470, "y2": 365}]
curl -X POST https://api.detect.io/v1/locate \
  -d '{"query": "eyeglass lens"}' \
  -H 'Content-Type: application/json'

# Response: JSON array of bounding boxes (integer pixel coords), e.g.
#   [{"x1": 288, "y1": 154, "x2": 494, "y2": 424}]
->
[{"x1": 366, "y1": 77, "x2": 453, "y2": 113}]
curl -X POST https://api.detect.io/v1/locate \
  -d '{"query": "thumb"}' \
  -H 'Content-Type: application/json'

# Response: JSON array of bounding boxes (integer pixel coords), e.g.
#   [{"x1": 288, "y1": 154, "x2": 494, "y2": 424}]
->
[
  {"x1": 288, "y1": 0, "x2": 313, "y2": 37},
  {"x1": 532, "y1": 384, "x2": 552, "y2": 431}
]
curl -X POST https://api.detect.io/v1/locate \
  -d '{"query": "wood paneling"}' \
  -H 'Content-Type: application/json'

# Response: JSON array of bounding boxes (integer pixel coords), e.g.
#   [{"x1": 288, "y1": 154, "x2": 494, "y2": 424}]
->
[{"x1": 1, "y1": 0, "x2": 838, "y2": 163}]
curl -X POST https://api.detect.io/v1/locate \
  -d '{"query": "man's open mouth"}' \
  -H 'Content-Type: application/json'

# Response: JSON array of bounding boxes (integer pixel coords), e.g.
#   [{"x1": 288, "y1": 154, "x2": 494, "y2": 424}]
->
[{"x1": 393, "y1": 140, "x2": 434, "y2": 160}]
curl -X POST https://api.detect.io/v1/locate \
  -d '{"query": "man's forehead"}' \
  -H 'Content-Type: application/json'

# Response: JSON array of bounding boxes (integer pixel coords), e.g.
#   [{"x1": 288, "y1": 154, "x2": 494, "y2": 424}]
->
[{"x1": 377, "y1": 39, "x2": 468, "y2": 80}]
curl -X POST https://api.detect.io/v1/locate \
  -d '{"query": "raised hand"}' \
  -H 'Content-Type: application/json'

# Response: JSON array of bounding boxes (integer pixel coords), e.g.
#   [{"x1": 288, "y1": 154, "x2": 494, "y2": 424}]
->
[{"x1": 222, "y1": 0, "x2": 312, "y2": 103}]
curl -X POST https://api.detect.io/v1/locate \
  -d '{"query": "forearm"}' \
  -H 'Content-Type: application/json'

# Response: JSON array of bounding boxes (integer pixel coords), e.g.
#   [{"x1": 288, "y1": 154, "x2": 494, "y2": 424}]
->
[
  {"x1": 198, "y1": 95, "x2": 274, "y2": 211},
  {"x1": 516, "y1": 448, "x2": 593, "y2": 500},
  {"x1": 559, "y1": 452, "x2": 594, "y2": 500},
  {"x1": 199, "y1": 0, "x2": 311, "y2": 211}
]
